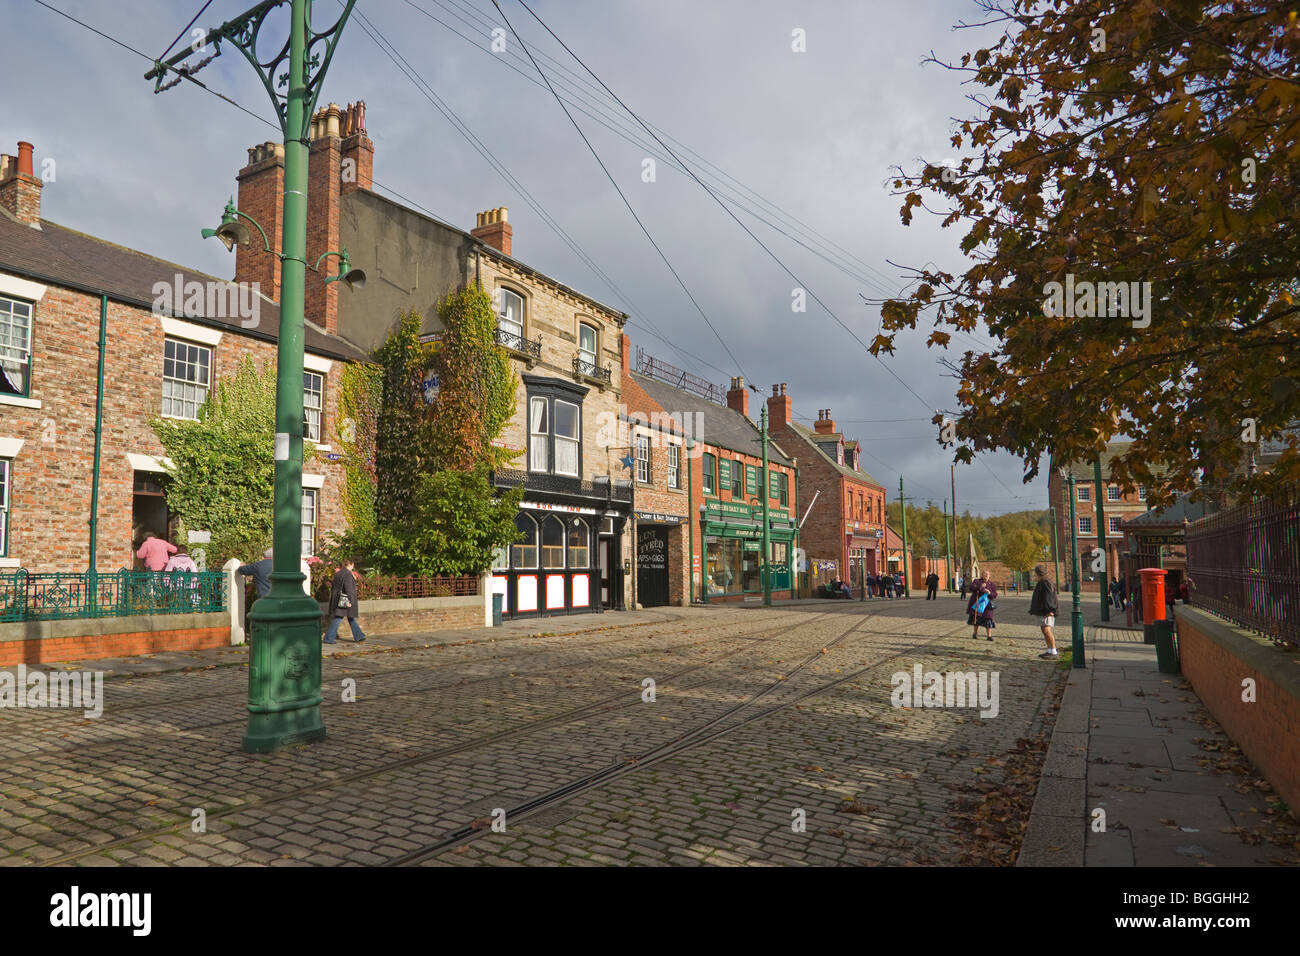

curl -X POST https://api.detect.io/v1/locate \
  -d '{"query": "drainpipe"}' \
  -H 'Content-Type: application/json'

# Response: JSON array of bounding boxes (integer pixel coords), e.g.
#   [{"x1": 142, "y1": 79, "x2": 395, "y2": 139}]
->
[
  {"x1": 686, "y1": 437, "x2": 694, "y2": 605},
  {"x1": 89, "y1": 294, "x2": 107, "y2": 575}
]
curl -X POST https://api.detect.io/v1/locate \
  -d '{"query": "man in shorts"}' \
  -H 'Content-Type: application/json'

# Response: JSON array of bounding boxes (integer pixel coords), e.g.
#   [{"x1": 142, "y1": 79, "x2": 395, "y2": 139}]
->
[{"x1": 1029, "y1": 563, "x2": 1059, "y2": 659}]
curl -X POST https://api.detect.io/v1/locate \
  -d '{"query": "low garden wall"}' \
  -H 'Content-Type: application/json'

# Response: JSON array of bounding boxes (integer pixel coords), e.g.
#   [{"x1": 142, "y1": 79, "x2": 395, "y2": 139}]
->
[
  {"x1": 1174, "y1": 605, "x2": 1300, "y2": 812},
  {"x1": 0, "y1": 612, "x2": 229, "y2": 666},
  {"x1": 318, "y1": 594, "x2": 485, "y2": 636}
]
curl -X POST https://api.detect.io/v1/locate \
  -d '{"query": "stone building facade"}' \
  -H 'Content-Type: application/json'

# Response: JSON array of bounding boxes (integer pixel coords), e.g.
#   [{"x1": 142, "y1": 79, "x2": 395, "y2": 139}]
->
[
  {"x1": 230, "y1": 102, "x2": 636, "y2": 618},
  {"x1": 0, "y1": 138, "x2": 362, "y2": 576}
]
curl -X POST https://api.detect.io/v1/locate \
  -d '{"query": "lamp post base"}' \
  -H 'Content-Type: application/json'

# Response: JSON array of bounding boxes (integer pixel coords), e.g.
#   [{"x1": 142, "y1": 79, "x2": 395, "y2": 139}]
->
[
  {"x1": 1071, "y1": 607, "x2": 1086, "y2": 668},
  {"x1": 242, "y1": 582, "x2": 327, "y2": 754}
]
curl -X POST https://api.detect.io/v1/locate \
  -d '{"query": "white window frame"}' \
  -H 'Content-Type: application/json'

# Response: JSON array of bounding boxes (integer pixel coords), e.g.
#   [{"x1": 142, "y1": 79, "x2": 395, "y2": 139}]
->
[
  {"x1": 578, "y1": 322, "x2": 598, "y2": 372},
  {"x1": 161, "y1": 338, "x2": 212, "y2": 420},
  {"x1": 303, "y1": 370, "x2": 324, "y2": 443},
  {"x1": 1078, "y1": 516, "x2": 1093, "y2": 534},
  {"x1": 1108, "y1": 516, "x2": 1122, "y2": 535},
  {"x1": 529, "y1": 397, "x2": 549, "y2": 473},
  {"x1": 301, "y1": 488, "x2": 318, "y2": 557},
  {"x1": 1076, "y1": 484, "x2": 1091, "y2": 502},
  {"x1": 635, "y1": 433, "x2": 650, "y2": 484},
  {"x1": 1137, "y1": 484, "x2": 1148, "y2": 501},
  {"x1": 511, "y1": 513, "x2": 538, "y2": 569},
  {"x1": 553, "y1": 399, "x2": 580, "y2": 477},
  {"x1": 0, "y1": 295, "x2": 33, "y2": 399},
  {"x1": 667, "y1": 443, "x2": 680, "y2": 489},
  {"x1": 0, "y1": 457, "x2": 10, "y2": 557},
  {"x1": 1107, "y1": 484, "x2": 1122, "y2": 501},
  {"x1": 499, "y1": 288, "x2": 524, "y2": 339}
]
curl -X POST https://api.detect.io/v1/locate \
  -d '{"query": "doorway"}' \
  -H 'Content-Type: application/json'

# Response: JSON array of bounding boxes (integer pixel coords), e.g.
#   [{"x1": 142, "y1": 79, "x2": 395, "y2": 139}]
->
[{"x1": 636, "y1": 525, "x2": 670, "y2": 607}]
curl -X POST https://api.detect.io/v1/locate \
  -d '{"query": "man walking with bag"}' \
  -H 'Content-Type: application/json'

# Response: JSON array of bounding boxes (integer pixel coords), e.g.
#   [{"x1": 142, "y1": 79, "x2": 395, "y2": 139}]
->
[{"x1": 323, "y1": 557, "x2": 366, "y2": 645}]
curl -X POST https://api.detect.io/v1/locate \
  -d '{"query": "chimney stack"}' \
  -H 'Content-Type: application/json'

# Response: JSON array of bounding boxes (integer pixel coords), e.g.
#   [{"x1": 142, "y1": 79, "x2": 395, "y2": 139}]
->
[
  {"x1": 726, "y1": 376, "x2": 749, "y2": 417},
  {"x1": 235, "y1": 100, "x2": 371, "y2": 333},
  {"x1": 814, "y1": 408, "x2": 837, "y2": 435},
  {"x1": 0, "y1": 141, "x2": 43, "y2": 228},
  {"x1": 766, "y1": 382, "x2": 792, "y2": 428},
  {"x1": 471, "y1": 206, "x2": 513, "y2": 257}
]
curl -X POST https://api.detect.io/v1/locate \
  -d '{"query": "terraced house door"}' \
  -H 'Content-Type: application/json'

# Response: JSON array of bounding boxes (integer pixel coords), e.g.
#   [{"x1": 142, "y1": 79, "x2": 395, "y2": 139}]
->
[{"x1": 636, "y1": 525, "x2": 670, "y2": 607}]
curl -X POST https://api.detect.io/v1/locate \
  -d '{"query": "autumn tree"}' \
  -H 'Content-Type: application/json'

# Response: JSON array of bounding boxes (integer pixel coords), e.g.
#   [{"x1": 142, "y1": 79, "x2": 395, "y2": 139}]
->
[{"x1": 882, "y1": 1, "x2": 1300, "y2": 505}]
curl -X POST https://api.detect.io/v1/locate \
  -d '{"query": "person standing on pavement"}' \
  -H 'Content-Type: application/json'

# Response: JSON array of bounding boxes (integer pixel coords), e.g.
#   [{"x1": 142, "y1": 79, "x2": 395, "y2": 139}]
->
[
  {"x1": 966, "y1": 575, "x2": 998, "y2": 641},
  {"x1": 324, "y1": 556, "x2": 367, "y2": 645},
  {"x1": 238, "y1": 548, "x2": 274, "y2": 599},
  {"x1": 864, "y1": 570, "x2": 876, "y2": 599},
  {"x1": 1029, "y1": 563, "x2": 1059, "y2": 659},
  {"x1": 925, "y1": 570, "x2": 939, "y2": 600},
  {"x1": 883, "y1": 570, "x2": 894, "y2": 599},
  {"x1": 136, "y1": 531, "x2": 177, "y2": 571},
  {"x1": 1118, "y1": 576, "x2": 1128, "y2": 611}
]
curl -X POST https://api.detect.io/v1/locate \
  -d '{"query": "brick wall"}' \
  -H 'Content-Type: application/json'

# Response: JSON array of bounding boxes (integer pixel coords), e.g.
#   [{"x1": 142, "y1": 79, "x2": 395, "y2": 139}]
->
[
  {"x1": 0, "y1": 614, "x2": 229, "y2": 666},
  {"x1": 1, "y1": 283, "x2": 347, "y2": 573},
  {"x1": 1175, "y1": 606, "x2": 1300, "y2": 812},
  {"x1": 331, "y1": 595, "x2": 483, "y2": 635}
]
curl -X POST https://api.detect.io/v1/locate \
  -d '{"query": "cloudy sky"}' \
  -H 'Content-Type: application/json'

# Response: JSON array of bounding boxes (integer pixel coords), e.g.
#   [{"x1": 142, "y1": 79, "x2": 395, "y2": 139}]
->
[{"x1": 10, "y1": 0, "x2": 1048, "y2": 516}]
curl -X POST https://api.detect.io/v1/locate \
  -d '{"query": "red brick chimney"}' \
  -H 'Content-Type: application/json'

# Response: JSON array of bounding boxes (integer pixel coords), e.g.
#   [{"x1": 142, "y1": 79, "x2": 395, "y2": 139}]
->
[
  {"x1": 767, "y1": 383, "x2": 792, "y2": 428},
  {"x1": 472, "y1": 207, "x2": 512, "y2": 257},
  {"x1": 235, "y1": 100, "x2": 370, "y2": 334},
  {"x1": 0, "y1": 142, "x2": 43, "y2": 228},
  {"x1": 620, "y1": 332, "x2": 632, "y2": 375},
  {"x1": 726, "y1": 376, "x2": 749, "y2": 417},
  {"x1": 340, "y1": 102, "x2": 373, "y2": 195},
  {"x1": 814, "y1": 408, "x2": 837, "y2": 435}
]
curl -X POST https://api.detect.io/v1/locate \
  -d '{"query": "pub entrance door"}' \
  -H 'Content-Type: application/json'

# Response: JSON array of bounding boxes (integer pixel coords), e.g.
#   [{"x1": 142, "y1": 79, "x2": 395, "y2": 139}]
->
[{"x1": 636, "y1": 525, "x2": 670, "y2": 607}]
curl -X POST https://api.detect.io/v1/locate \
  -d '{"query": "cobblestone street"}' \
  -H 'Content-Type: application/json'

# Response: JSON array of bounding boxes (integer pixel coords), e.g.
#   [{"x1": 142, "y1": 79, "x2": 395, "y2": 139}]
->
[{"x1": 1, "y1": 598, "x2": 1082, "y2": 866}]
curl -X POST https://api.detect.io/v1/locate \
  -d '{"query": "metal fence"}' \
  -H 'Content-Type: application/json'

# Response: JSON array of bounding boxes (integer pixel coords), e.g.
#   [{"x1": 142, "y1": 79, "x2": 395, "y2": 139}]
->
[
  {"x1": 1185, "y1": 491, "x2": 1300, "y2": 646},
  {"x1": 355, "y1": 574, "x2": 480, "y2": 600},
  {"x1": 0, "y1": 569, "x2": 228, "y2": 623}
]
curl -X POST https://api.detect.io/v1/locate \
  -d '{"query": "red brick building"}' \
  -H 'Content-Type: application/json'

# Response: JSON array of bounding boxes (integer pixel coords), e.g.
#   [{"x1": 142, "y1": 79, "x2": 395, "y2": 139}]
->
[
  {"x1": 621, "y1": 350, "x2": 798, "y2": 604},
  {"x1": 0, "y1": 138, "x2": 364, "y2": 574},
  {"x1": 765, "y1": 393, "x2": 888, "y2": 593}
]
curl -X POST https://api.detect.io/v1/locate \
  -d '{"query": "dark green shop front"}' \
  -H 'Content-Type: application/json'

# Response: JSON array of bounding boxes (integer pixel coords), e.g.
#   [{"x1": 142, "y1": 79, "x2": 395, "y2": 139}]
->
[{"x1": 701, "y1": 501, "x2": 795, "y2": 601}]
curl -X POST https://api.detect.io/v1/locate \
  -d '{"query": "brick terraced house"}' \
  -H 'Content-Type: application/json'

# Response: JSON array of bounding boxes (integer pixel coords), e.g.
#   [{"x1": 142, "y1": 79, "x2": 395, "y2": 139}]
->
[
  {"x1": 622, "y1": 349, "x2": 798, "y2": 605},
  {"x1": 234, "y1": 102, "x2": 635, "y2": 618},
  {"x1": 765, "y1": 392, "x2": 888, "y2": 593},
  {"x1": 0, "y1": 139, "x2": 364, "y2": 576}
]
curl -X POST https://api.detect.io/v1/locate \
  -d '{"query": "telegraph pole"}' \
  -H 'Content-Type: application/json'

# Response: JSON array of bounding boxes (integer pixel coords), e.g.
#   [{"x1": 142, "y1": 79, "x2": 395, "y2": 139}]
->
[
  {"x1": 943, "y1": 500, "x2": 953, "y2": 593},
  {"x1": 1050, "y1": 505, "x2": 1061, "y2": 590},
  {"x1": 1094, "y1": 458, "x2": 1110, "y2": 622},
  {"x1": 951, "y1": 464, "x2": 959, "y2": 584},
  {"x1": 898, "y1": 476, "x2": 910, "y2": 598},
  {"x1": 1067, "y1": 474, "x2": 1087, "y2": 668},
  {"x1": 761, "y1": 406, "x2": 772, "y2": 606},
  {"x1": 147, "y1": 0, "x2": 358, "y2": 753}
]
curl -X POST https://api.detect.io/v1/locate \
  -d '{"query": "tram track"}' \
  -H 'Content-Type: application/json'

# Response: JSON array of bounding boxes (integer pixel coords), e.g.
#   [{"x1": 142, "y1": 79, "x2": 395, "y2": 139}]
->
[
  {"x1": 383, "y1": 613, "x2": 972, "y2": 865},
  {"x1": 30, "y1": 611, "x2": 839, "y2": 866}
]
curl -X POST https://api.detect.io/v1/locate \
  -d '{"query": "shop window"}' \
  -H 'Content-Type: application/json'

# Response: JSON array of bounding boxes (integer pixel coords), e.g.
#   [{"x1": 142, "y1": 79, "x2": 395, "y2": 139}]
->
[
  {"x1": 567, "y1": 518, "x2": 590, "y2": 568},
  {"x1": 512, "y1": 513, "x2": 538, "y2": 568},
  {"x1": 541, "y1": 515, "x2": 566, "y2": 568}
]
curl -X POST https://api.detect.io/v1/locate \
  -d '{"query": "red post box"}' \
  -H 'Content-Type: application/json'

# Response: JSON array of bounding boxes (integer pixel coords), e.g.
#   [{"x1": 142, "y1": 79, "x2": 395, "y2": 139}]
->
[{"x1": 1138, "y1": 567, "x2": 1167, "y2": 624}]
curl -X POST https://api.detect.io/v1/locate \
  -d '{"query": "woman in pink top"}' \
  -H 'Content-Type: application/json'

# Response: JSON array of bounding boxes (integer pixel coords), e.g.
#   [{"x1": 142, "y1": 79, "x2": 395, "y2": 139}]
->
[{"x1": 136, "y1": 531, "x2": 177, "y2": 571}]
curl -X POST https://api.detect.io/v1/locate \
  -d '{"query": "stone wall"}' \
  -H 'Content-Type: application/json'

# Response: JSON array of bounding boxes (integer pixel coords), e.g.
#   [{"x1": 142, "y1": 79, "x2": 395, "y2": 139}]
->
[{"x1": 0, "y1": 612, "x2": 229, "y2": 666}]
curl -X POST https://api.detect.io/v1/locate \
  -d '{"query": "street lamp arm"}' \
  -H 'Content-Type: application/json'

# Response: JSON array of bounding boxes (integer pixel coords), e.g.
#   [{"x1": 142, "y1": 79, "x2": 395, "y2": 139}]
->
[{"x1": 232, "y1": 204, "x2": 273, "y2": 254}]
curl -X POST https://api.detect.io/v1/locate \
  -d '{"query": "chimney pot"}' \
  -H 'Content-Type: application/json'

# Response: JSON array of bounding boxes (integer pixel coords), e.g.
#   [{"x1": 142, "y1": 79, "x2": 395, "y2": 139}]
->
[{"x1": 17, "y1": 142, "x2": 34, "y2": 177}]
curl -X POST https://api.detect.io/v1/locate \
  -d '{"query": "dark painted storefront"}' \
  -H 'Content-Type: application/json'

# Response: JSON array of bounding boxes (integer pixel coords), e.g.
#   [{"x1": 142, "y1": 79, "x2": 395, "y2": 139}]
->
[{"x1": 489, "y1": 471, "x2": 632, "y2": 619}]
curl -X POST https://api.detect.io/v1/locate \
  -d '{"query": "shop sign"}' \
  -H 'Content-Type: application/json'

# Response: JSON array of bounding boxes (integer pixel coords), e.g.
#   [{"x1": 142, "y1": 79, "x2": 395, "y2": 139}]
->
[
  {"x1": 520, "y1": 500, "x2": 600, "y2": 515},
  {"x1": 636, "y1": 511, "x2": 684, "y2": 524}
]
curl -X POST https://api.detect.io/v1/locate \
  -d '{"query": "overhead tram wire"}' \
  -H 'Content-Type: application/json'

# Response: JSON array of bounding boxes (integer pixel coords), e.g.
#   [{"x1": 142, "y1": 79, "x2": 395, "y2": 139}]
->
[
  {"x1": 36, "y1": 0, "x2": 740, "y2": 390},
  {"x1": 486, "y1": 0, "x2": 752, "y2": 384},
  {"x1": 507, "y1": 0, "x2": 942, "y2": 418},
  {"x1": 347, "y1": 7, "x2": 728, "y2": 384},
  {"x1": 412, "y1": 0, "x2": 902, "y2": 292}
]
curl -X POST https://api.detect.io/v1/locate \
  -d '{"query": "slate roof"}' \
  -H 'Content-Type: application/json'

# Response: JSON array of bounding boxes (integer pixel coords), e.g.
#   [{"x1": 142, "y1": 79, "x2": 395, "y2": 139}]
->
[
  {"x1": 788, "y1": 421, "x2": 885, "y2": 488},
  {"x1": 629, "y1": 372, "x2": 792, "y2": 467},
  {"x1": 0, "y1": 209, "x2": 368, "y2": 362},
  {"x1": 1122, "y1": 495, "x2": 1215, "y2": 529}
]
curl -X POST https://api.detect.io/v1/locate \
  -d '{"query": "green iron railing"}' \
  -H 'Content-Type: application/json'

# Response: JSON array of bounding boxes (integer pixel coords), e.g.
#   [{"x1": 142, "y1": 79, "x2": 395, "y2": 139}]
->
[{"x1": 0, "y1": 569, "x2": 228, "y2": 622}]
